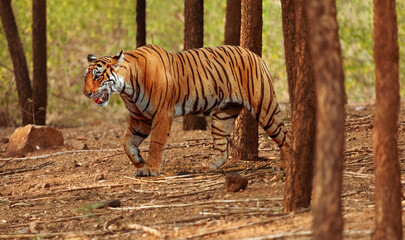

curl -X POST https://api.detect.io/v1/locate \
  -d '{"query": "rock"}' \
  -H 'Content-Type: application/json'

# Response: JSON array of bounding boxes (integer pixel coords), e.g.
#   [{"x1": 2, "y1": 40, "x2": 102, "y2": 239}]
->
[
  {"x1": 104, "y1": 199, "x2": 121, "y2": 208},
  {"x1": 5, "y1": 125, "x2": 64, "y2": 157},
  {"x1": 225, "y1": 173, "x2": 248, "y2": 192},
  {"x1": 94, "y1": 173, "x2": 105, "y2": 181},
  {"x1": 70, "y1": 140, "x2": 88, "y2": 150}
]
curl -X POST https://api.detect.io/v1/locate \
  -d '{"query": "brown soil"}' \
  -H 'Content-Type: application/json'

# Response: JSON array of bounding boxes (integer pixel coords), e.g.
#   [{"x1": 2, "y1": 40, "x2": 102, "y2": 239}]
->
[{"x1": 0, "y1": 104, "x2": 404, "y2": 239}]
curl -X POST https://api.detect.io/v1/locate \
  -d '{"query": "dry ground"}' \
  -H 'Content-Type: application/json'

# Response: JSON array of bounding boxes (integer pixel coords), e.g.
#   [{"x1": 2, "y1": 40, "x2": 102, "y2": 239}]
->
[{"x1": 0, "y1": 104, "x2": 404, "y2": 239}]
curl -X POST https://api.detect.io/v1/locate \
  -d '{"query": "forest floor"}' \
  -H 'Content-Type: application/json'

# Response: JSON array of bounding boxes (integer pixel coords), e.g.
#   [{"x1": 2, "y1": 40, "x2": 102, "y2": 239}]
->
[{"x1": 0, "y1": 103, "x2": 404, "y2": 239}]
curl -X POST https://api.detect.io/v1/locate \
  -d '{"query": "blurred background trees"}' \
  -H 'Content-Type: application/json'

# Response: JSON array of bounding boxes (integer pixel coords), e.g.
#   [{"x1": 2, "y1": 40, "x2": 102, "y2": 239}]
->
[
  {"x1": 0, "y1": 0, "x2": 404, "y2": 127},
  {"x1": 0, "y1": 0, "x2": 47, "y2": 126}
]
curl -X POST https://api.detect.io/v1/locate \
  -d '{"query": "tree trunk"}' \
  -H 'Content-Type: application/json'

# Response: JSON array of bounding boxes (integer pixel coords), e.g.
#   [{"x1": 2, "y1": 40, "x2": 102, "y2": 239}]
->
[
  {"x1": 280, "y1": 0, "x2": 296, "y2": 109},
  {"x1": 0, "y1": 0, "x2": 33, "y2": 125},
  {"x1": 372, "y1": 0, "x2": 402, "y2": 239},
  {"x1": 224, "y1": 0, "x2": 241, "y2": 46},
  {"x1": 231, "y1": 0, "x2": 261, "y2": 162},
  {"x1": 136, "y1": 0, "x2": 146, "y2": 48},
  {"x1": 305, "y1": 0, "x2": 345, "y2": 239},
  {"x1": 32, "y1": 0, "x2": 47, "y2": 125},
  {"x1": 282, "y1": 0, "x2": 315, "y2": 213},
  {"x1": 182, "y1": 0, "x2": 207, "y2": 131}
]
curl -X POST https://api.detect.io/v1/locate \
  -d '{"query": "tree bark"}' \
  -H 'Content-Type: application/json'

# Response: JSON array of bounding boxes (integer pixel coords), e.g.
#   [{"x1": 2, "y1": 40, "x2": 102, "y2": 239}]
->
[
  {"x1": 0, "y1": 0, "x2": 33, "y2": 125},
  {"x1": 231, "y1": 0, "x2": 261, "y2": 162},
  {"x1": 305, "y1": 0, "x2": 345, "y2": 239},
  {"x1": 372, "y1": 0, "x2": 402, "y2": 239},
  {"x1": 280, "y1": 0, "x2": 296, "y2": 109},
  {"x1": 182, "y1": 0, "x2": 207, "y2": 131},
  {"x1": 282, "y1": 0, "x2": 315, "y2": 213},
  {"x1": 136, "y1": 0, "x2": 146, "y2": 48},
  {"x1": 224, "y1": 0, "x2": 241, "y2": 46},
  {"x1": 32, "y1": 0, "x2": 47, "y2": 125}
]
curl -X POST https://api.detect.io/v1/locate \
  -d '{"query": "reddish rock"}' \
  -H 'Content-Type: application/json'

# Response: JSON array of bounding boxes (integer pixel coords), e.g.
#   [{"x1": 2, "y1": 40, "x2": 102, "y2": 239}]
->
[
  {"x1": 5, "y1": 125, "x2": 64, "y2": 157},
  {"x1": 225, "y1": 173, "x2": 248, "y2": 192},
  {"x1": 70, "y1": 140, "x2": 88, "y2": 150}
]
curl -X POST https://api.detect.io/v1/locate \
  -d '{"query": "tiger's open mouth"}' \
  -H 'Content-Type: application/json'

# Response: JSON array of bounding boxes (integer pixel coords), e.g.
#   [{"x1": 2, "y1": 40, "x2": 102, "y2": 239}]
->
[{"x1": 93, "y1": 91, "x2": 110, "y2": 106}]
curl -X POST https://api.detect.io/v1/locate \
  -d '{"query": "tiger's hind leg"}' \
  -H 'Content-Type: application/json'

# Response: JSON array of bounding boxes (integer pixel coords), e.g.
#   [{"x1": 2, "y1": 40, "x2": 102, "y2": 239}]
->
[
  {"x1": 259, "y1": 103, "x2": 290, "y2": 169},
  {"x1": 199, "y1": 107, "x2": 242, "y2": 172}
]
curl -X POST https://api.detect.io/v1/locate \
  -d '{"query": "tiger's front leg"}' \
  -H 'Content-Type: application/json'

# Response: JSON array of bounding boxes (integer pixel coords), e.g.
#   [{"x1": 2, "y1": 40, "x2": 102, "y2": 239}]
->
[
  {"x1": 133, "y1": 112, "x2": 173, "y2": 177},
  {"x1": 124, "y1": 116, "x2": 151, "y2": 169}
]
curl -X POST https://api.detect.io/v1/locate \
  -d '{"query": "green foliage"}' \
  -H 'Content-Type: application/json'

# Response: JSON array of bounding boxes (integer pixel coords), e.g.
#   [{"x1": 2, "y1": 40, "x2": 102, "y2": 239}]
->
[{"x1": 0, "y1": 0, "x2": 404, "y2": 126}]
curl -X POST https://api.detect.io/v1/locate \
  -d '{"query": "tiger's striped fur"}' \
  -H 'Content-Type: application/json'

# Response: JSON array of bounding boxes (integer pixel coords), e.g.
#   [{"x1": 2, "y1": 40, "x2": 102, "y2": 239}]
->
[{"x1": 83, "y1": 44, "x2": 290, "y2": 176}]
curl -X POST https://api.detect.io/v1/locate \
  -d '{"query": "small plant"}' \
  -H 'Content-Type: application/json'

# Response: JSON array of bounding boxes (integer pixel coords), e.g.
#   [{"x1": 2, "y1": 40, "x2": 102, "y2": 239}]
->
[
  {"x1": 20, "y1": 98, "x2": 45, "y2": 125},
  {"x1": 73, "y1": 201, "x2": 105, "y2": 219}
]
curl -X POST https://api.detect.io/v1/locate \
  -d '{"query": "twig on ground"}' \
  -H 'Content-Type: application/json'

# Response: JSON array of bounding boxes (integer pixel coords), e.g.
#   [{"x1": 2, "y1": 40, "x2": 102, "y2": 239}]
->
[
  {"x1": 0, "y1": 161, "x2": 53, "y2": 176},
  {"x1": 343, "y1": 171, "x2": 374, "y2": 180},
  {"x1": 163, "y1": 184, "x2": 223, "y2": 199},
  {"x1": 111, "y1": 198, "x2": 283, "y2": 211},
  {"x1": 243, "y1": 228, "x2": 311, "y2": 240},
  {"x1": 183, "y1": 153, "x2": 213, "y2": 158},
  {"x1": 180, "y1": 214, "x2": 292, "y2": 240},
  {"x1": 345, "y1": 114, "x2": 373, "y2": 123},
  {"x1": 0, "y1": 214, "x2": 104, "y2": 230},
  {"x1": 342, "y1": 190, "x2": 363, "y2": 198},
  {"x1": 0, "y1": 230, "x2": 109, "y2": 239},
  {"x1": 345, "y1": 155, "x2": 372, "y2": 165},
  {"x1": 54, "y1": 183, "x2": 135, "y2": 193},
  {"x1": 243, "y1": 229, "x2": 373, "y2": 240},
  {"x1": 127, "y1": 223, "x2": 165, "y2": 239},
  {"x1": 0, "y1": 149, "x2": 122, "y2": 161}
]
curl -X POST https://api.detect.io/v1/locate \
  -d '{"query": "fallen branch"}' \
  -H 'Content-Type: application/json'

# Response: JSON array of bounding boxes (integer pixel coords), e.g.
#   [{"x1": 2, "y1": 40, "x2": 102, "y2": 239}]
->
[
  {"x1": 343, "y1": 171, "x2": 374, "y2": 180},
  {"x1": 342, "y1": 190, "x2": 362, "y2": 198},
  {"x1": 111, "y1": 198, "x2": 283, "y2": 211},
  {"x1": 345, "y1": 114, "x2": 373, "y2": 123},
  {"x1": 0, "y1": 148, "x2": 122, "y2": 161},
  {"x1": 53, "y1": 183, "x2": 135, "y2": 193},
  {"x1": 0, "y1": 214, "x2": 104, "y2": 230},
  {"x1": 127, "y1": 223, "x2": 165, "y2": 239},
  {"x1": 0, "y1": 161, "x2": 53, "y2": 176},
  {"x1": 157, "y1": 211, "x2": 285, "y2": 227},
  {"x1": 0, "y1": 230, "x2": 108, "y2": 239},
  {"x1": 244, "y1": 229, "x2": 373, "y2": 240},
  {"x1": 244, "y1": 229, "x2": 311, "y2": 240},
  {"x1": 181, "y1": 214, "x2": 292, "y2": 239},
  {"x1": 163, "y1": 184, "x2": 223, "y2": 199}
]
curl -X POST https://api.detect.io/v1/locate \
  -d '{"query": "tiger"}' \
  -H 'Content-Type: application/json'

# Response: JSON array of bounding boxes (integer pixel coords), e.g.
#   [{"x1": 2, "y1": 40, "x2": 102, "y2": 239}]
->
[{"x1": 83, "y1": 44, "x2": 290, "y2": 177}]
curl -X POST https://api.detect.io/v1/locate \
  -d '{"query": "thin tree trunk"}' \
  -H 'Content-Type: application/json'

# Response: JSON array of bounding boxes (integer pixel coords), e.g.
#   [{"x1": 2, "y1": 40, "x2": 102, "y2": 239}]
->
[
  {"x1": 224, "y1": 0, "x2": 241, "y2": 46},
  {"x1": 32, "y1": 0, "x2": 47, "y2": 125},
  {"x1": 280, "y1": 0, "x2": 296, "y2": 110},
  {"x1": 136, "y1": 0, "x2": 146, "y2": 48},
  {"x1": 282, "y1": 0, "x2": 315, "y2": 213},
  {"x1": 372, "y1": 0, "x2": 402, "y2": 239},
  {"x1": 231, "y1": 0, "x2": 261, "y2": 162},
  {"x1": 182, "y1": 0, "x2": 207, "y2": 131},
  {"x1": 0, "y1": 0, "x2": 33, "y2": 125},
  {"x1": 305, "y1": 0, "x2": 345, "y2": 239}
]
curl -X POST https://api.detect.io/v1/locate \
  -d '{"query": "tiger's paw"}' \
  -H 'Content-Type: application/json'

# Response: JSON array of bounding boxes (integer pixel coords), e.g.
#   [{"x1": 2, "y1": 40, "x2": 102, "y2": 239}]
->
[{"x1": 134, "y1": 166, "x2": 159, "y2": 177}]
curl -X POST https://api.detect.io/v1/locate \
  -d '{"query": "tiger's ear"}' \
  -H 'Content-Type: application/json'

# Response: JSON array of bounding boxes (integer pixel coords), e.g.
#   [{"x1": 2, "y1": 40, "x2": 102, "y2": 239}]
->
[
  {"x1": 112, "y1": 50, "x2": 124, "y2": 69},
  {"x1": 87, "y1": 54, "x2": 97, "y2": 63}
]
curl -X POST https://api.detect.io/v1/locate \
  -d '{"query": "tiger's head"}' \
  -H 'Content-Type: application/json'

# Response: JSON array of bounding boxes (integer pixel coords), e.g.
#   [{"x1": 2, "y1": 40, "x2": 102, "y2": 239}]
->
[{"x1": 83, "y1": 51, "x2": 125, "y2": 107}]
